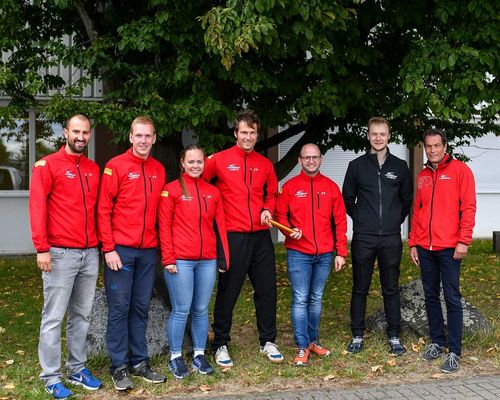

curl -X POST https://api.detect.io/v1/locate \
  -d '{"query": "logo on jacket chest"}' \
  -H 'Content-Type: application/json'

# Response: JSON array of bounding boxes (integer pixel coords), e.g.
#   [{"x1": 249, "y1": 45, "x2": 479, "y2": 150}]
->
[
  {"x1": 226, "y1": 164, "x2": 240, "y2": 172},
  {"x1": 65, "y1": 170, "x2": 76, "y2": 179},
  {"x1": 294, "y1": 190, "x2": 308, "y2": 198},
  {"x1": 438, "y1": 174, "x2": 452, "y2": 180},
  {"x1": 128, "y1": 172, "x2": 141, "y2": 180},
  {"x1": 384, "y1": 172, "x2": 398, "y2": 180},
  {"x1": 417, "y1": 176, "x2": 433, "y2": 189}
]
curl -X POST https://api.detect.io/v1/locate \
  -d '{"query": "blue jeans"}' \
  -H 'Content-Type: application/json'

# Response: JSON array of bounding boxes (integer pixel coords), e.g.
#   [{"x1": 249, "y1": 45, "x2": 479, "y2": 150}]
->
[
  {"x1": 417, "y1": 246, "x2": 462, "y2": 355},
  {"x1": 287, "y1": 249, "x2": 333, "y2": 348},
  {"x1": 104, "y1": 245, "x2": 158, "y2": 371},
  {"x1": 164, "y1": 259, "x2": 217, "y2": 353}
]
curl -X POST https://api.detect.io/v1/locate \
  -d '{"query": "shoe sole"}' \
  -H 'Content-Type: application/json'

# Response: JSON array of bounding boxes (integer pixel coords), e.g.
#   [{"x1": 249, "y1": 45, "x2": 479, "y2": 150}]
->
[
  {"x1": 192, "y1": 367, "x2": 214, "y2": 375},
  {"x1": 294, "y1": 361, "x2": 308, "y2": 366},
  {"x1": 67, "y1": 379, "x2": 101, "y2": 391},
  {"x1": 113, "y1": 383, "x2": 133, "y2": 391},
  {"x1": 215, "y1": 360, "x2": 233, "y2": 367},
  {"x1": 311, "y1": 351, "x2": 331, "y2": 357},
  {"x1": 134, "y1": 375, "x2": 165, "y2": 384}
]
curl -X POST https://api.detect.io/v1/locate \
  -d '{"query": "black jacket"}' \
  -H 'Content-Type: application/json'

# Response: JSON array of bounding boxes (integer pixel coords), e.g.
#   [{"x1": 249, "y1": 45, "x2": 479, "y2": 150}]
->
[{"x1": 342, "y1": 149, "x2": 413, "y2": 236}]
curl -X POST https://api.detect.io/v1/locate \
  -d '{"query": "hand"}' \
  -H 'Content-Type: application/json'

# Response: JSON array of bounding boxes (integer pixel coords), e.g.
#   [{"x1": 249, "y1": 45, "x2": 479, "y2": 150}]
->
[
  {"x1": 165, "y1": 264, "x2": 177, "y2": 274},
  {"x1": 260, "y1": 209, "x2": 272, "y2": 227},
  {"x1": 289, "y1": 228, "x2": 302, "y2": 240},
  {"x1": 453, "y1": 243, "x2": 468, "y2": 260},
  {"x1": 105, "y1": 250, "x2": 123, "y2": 271},
  {"x1": 334, "y1": 255, "x2": 346, "y2": 272},
  {"x1": 410, "y1": 247, "x2": 420, "y2": 266},
  {"x1": 37, "y1": 252, "x2": 51, "y2": 273}
]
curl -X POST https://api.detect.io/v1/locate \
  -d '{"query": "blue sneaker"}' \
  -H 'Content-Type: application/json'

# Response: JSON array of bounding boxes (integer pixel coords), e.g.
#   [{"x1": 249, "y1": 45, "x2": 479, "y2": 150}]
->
[
  {"x1": 45, "y1": 382, "x2": 73, "y2": 399},
  {"x1": 68, "y1": 368, "x2": 102, "y2": 390},
  {"x1": 168, "y1": 356, "x2": 190, "y2": 380},
  {"x1": 192, "y1": 354, "x2": 215, "y2": 374}
]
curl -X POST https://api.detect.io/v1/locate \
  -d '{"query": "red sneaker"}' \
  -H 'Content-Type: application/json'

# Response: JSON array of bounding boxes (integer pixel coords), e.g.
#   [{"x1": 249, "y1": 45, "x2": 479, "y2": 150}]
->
[
  {"x1": 309, "y1": 341, "x2": 331, "y2": 357},
  {"x1": 294, "y1": 348, "x2": 310, "y2": 366}
]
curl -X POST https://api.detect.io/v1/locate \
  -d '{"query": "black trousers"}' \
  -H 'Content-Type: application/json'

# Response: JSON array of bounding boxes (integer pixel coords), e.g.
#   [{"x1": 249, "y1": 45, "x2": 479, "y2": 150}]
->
[
  {"x1": 212, "y1": 230, "x2": 277, "y2": 349},
  {"x1": 350, "y1": 233, "x2": 403, "y2": 338}
]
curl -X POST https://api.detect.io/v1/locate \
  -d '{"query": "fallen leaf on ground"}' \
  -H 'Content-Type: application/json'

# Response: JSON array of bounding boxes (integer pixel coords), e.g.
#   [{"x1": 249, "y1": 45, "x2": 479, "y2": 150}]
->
[
  {"x1": 3, "y1": 383, "x2": 15, "y2": 390},
  {"x1": 386, "y1": 358, "x2": 397, "y2": 366},
  {"x1": 486, "y1": 347, "x2": 497, "y2": 353},
  {"x1": 412, "y1": 343, "x2": 421, "y2": 352},
  {"x1": 371, "y1": 365, "x2": 383, "y2": 373},
  {"x1": 199, "y1": 385, "x2": 211, "y2": 392},
  {"x1": 418, "y1": 337, "x2": 426, "y2": 345},
  {"x1": 15, "y1": 350, "x2": 24, "y2": 355},
  {"x1": 341, "y1": 350, "x2": 349, "y2": 355},
  {"x1": 431, "y1": 373, "x2": 446, "y2": 379},
  {"x1": 0, "y1": 327, "x2": 5, "y2": 334},
  {"x1": 5, "y1": 360, "x2": 13, "y2": 365},
  {"x1": 468, "y1": 356, "x2": 479, "y2": 362},
  {"x1": 323, "y1": 375, "x2": 336, "y2": 381}
]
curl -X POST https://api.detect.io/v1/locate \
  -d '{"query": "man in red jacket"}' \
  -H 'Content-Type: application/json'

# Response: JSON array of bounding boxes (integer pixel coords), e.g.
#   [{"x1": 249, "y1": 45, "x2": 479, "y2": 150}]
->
[
  {"x1": 409, "y1": 128, "x2": 476, "y2": 374},
  {"x1": 204, "y1": 111, "x2": 282, "y2": 367},
  {"x1": 30, "y1": 114, "x2": 102, "y2": 398},
  {"x1": 98, "y1": 116, "x2": 166, "y2": 390},
  {"x1": 276, "y1": 143, "x2": 347, "y2": 366}
]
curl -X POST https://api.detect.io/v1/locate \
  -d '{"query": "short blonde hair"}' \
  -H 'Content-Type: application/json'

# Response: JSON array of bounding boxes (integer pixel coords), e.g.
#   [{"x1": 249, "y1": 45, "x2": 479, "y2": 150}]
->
[
  {"x1": 368, "y1": 117, "x2": 391, "y2": 133},
  {"x1": 130, "y1": 116, "x2": 155, "y2": 134}
]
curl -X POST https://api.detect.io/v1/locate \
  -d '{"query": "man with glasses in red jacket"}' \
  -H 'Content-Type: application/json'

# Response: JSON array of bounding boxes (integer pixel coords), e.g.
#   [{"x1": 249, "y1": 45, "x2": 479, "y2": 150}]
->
[
  {"x1": 275, "y1": 143, "x2": 348, "y2": 366},
  {"x1": 30, "y1": 114, "x2": 102, "y2": 399},
  {"x1": 98, "y1": 116, "x2": 166, "y2": 390}
]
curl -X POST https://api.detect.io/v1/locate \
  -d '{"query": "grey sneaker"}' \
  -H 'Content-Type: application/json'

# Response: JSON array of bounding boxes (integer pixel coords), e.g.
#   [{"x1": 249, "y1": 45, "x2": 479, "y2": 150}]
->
[
  {"x1": 441, "y1": 352, "x2": 460, "y2": 373},
  {"x1": 421, "y1": 343, "x2": 445, "y2": 361},
  {"x1": 388, "y1": 337, "x2": 406, "y2": 356},
  {"x1": 214, "y1": 345, "x2": 234, "y2": 367},
  {"x1": 111, "y1": 366, "x2": 133, "y2": 391},
  {"x1": 130, "y1": 360, "x2": 165, "y2": 383},
  {"x1": 260, "y1": 342, "x2": 284, "y2": 363},
  {"x1": 347, "y1": 336, "x2": 364, "y2": 353}
]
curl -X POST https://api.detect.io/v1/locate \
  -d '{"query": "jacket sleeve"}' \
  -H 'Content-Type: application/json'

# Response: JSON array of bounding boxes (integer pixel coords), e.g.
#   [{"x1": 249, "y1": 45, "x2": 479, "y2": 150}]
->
[
  {"x1": 97, "y1": 163, "x2": 119, "y2": 253},
  {"x1": 342, "y1": 161, "x2": 357, "y2": 218},
  {"x1": 457, "y1": 164, "x2": 476, "y2": 245},
  {"x1": 29, "y1": 160, "x2": 53, "y2": 252},
  {"x1": 213, "y1": 190, "x2": 230, "y2": 270},
  {"x1": 262, "y1": 163, "x2": 278, "y2": 214},
  {"x1": 399, "y1": 162, "x2": 413, "y2": 223},
  {"x1": 158, "y1": 185, "x2": 176, "y2": 266},
  {"x1": 275, "y1": 184, "x2": 293, "y2": 231},
  {"x1": 331, "y1": 182, "x2": 348, "y2": 257},
  {"x1": 407, "y1": 178, "x2": 422, "y2": 247}
]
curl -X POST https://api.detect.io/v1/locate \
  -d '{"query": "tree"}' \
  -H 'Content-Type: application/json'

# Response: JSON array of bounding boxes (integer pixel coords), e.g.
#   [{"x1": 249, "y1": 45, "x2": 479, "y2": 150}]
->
[{"x1": 0, "y1": 0, "x2": 498, "y2": 179}]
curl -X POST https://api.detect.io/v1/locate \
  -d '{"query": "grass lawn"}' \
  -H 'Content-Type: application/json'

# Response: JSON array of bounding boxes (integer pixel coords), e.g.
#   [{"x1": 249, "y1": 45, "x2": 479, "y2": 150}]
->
[{"x1": 0, "y1": 240, "x2": 498, "y2": 399}]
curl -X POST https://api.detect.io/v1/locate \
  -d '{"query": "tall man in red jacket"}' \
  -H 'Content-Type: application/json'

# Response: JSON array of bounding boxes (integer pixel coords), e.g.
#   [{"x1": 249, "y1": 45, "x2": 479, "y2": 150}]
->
[
  {"x1": 275, "y1": 144, "x2": 348, "y2": 366},
  {"x1": 98, "y1": 116, "x2": 166, "y2": 390},
  {"x1": 409, "y1": 128, "x2": 476, "y2": 374},
  {"x1": 30, "y1": 114, "x2": 102, "y2": 399},
  {"x1": 204, "y1": 111, "x2": 282, "y2": 367}
]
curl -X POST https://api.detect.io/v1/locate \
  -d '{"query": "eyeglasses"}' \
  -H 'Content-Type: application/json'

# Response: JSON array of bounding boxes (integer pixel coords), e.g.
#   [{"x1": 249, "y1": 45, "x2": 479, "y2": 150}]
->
[{"x1": 300, "y1": 155, "x2": 321, "y2": 161}]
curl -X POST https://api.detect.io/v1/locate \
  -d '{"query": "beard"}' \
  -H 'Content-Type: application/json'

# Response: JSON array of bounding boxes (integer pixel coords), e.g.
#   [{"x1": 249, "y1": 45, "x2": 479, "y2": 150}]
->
[{"x1": 67, "y1": 139, "x2": 87, "y2": 154}]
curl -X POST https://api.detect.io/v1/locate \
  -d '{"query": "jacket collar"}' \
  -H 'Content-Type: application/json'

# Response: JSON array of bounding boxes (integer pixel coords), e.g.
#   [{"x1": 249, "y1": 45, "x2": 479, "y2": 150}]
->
[
  {"x1": 232, "y1": 144, "x2": 254, "y2": 157},
  {"x1": 126, "y1": 147, "x2": 149, "y2": 164},
  {"x1": 58, "y1": 145, "x2": 85, "y2": 163},
  {"x1": 425, "y1": 153, "x2": 452, "y2": 171},
  {"x1": 299, "y1": 170, "x2": 322, "y2": 181}
]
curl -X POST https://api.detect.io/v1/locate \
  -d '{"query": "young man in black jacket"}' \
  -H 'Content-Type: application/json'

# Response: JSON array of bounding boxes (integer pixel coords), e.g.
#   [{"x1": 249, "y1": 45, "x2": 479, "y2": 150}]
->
[{"x1": 342, "y1": 117, "x2": 413, "y2": 355}]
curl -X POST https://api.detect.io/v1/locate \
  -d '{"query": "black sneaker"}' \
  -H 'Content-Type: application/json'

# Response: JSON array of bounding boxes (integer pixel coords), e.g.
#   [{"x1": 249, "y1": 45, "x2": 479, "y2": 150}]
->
[
  {"x1": 421, "y1": 343, "x2": 445, "y2": 361},
  {"x1": 168, "y1": 356, "x2": 191, "y2": 380},
  {"x1": 130, "y1": 360, "x2": 165, "y2": 383},
  {"x1": 441, "y1": 352, "x2": 460, "y2": 373},
  {"x1": 192, "y1": 354, "x2": 215, "y2": 374},
  {"x1": 347, "y1": 336, "x2": 364, "y2": 353},
  {"x1": 388, "y1": 337, "x2": 406, "y2": 356},
  {"x1": 111, "y1": 366, "x2": 133, "y2": 391}
]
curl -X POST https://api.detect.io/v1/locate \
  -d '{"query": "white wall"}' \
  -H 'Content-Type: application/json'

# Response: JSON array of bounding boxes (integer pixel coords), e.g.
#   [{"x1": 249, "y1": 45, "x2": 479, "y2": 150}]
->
[{"x1": 0, "y1": 192, "x2": 33, "y2": 254}]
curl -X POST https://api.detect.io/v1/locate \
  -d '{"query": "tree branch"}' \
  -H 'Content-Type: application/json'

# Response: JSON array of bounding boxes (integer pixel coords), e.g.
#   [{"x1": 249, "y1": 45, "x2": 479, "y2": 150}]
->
[
  {"x1": 255, "y1": 122, "x2": 305, "y2": 152},
  {"x1": 75, "y1": 3, "x2": 97, "y2": 42}
]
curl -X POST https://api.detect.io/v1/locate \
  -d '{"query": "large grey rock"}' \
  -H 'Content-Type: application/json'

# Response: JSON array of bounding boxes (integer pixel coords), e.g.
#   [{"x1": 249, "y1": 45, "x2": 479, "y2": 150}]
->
[{"x1": 366, "y1": 279, "x2": 493, "y2": 336}]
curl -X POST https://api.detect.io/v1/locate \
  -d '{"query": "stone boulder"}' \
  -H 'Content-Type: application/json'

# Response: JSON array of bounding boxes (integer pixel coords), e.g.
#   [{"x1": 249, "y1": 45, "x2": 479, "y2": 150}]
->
[{"x1": 366, "y1": 279, "x2": 492, "y2": 336}]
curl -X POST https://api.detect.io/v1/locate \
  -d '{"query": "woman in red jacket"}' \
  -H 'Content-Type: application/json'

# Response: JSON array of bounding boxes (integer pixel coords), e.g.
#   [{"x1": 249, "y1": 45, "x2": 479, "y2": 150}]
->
[{"x1": 158, "y1": 145, "x2": 229, "y2": 379}]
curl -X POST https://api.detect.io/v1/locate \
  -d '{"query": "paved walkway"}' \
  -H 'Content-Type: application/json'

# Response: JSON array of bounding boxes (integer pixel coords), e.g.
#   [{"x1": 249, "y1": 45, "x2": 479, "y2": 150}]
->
[{"x1": 184, "y1": 375, "x2": 500, "y2": 400}]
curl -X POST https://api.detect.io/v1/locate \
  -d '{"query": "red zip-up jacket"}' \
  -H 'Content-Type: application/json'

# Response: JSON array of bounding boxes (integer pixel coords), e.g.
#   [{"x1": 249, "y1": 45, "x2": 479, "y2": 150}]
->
[
  {"x1": 29, "y1": 146, "x2": 100, "y2": 252},
  {"x1": 97, "y1": 148, "x2": 166, "y2": 252},
  {"x1": 275, "y1": 171, "x2": 348, "y2": 257},
  {"x1": 203, "y1": 145, "x2": 278, "y2": 233},
  {"x1": 408, "y1": 154, "x2": 476, "y2": 250},
  {"x1": 158, "y1": 174, "x2": 230, "y2": 269}
]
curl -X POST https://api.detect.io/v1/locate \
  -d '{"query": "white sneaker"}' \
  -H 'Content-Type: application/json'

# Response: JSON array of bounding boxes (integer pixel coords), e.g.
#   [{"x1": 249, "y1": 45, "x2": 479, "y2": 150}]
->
[
  {"x1": 214, "y1": 345, "x2": 233, "y2": 367},
  {"x1": 260, "y1": 342, "x2": 284, "y2": 363}
]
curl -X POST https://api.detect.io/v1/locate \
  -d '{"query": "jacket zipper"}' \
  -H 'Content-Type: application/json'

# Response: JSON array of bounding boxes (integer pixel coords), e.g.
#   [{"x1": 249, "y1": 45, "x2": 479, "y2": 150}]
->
[
  {"x1": 139, "y1": 163, "x2": 147, "y2": 248},
  {"x1": 76, "y1": 159, "x2": 89, "y2": 248},
  {"x1": 84, "y1": 174, "x2": 90, "y2": 192},
  {"x1": 195, "y1": 180, "x2": 203, "y2": 260},
  {"x1": 310, "y1": 180, "x2": 319, "y2": 254},
  {"x1": 428, "y1": 166, "x2": 438, "y2": 250},
  {"x1": 149, "y1": 176, "x2": 153, "y2": 193},
  {"x1": 377, "y1": 168, "x2": 382, "y2": 235},
  {"x1": 203, "y1": 195, "x2": 208, "y2": 212},
  {"x1": 244, "y1": 155, "x2": 253, "y2": 231},
  {"x1": 317, "y1": 192, "x2": 320, "y2": 209}
]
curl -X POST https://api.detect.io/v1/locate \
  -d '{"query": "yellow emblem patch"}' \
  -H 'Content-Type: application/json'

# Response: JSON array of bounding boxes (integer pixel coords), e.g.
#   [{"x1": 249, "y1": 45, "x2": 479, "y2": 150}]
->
[
  {"x1": 208, "y1": 154, "x2": 214, "y2": 159},
  {"x1": 104, "y1": 167, "x2": 113, "y2": 176},
  {"x1": 161, "y1": 191, "x2": 169, "y2": 197},
  {"x1": 34, "y1": 160, "x2": 46, "y2": 167}
]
